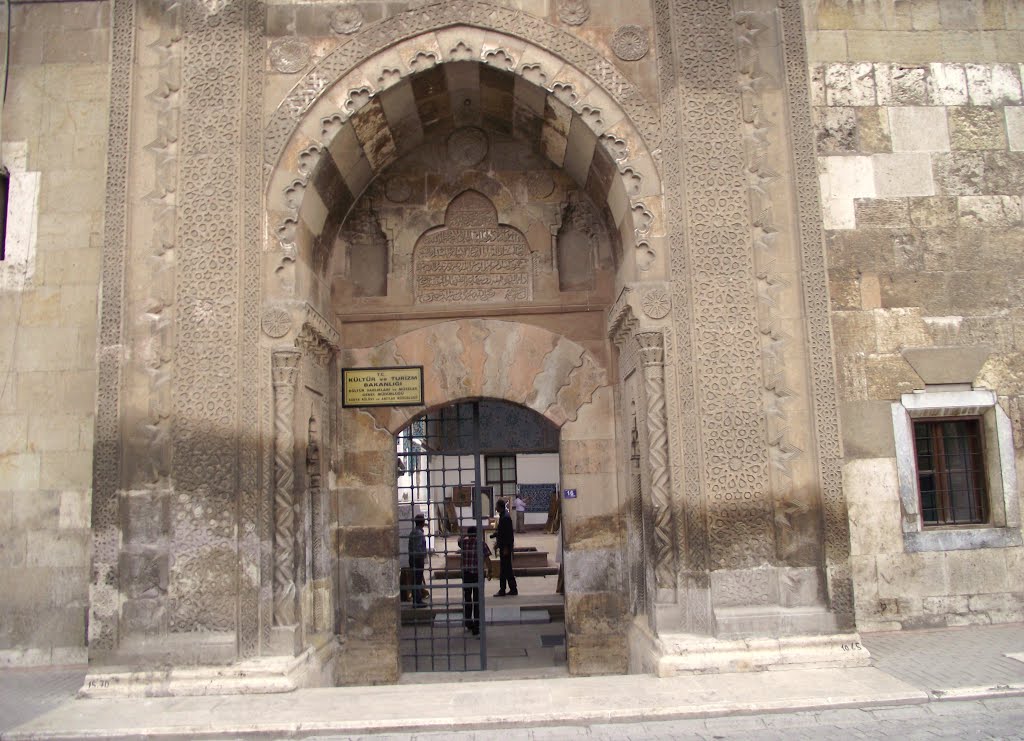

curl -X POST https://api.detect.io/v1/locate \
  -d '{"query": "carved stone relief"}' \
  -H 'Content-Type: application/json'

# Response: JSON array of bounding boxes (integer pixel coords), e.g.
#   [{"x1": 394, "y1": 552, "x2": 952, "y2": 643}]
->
[
  {"x1": 92, "y1": 0, "x2": 851, "y2": 679},
  {"x1": 649, "y1": 0, "x2": 851, "y2": 631},
  {"x1": 413, "y1": 191, "x2": 532, "y2": 305},
  {"x1": 264, "y1": 3, "x2": 661, "y2": 169},
  {"x1": 272, "y1": 350, "x2": 301, "y2": 627},
  {"x1": 447, "y1": 127, "x2": 488, "y2": 167},
  {"x1": 330, "y1": 6, "x2": 363, "y2": 35},
  {"x1": 637, "y1": 332, "x2": 676, "y2": 595},
  {"x1": 557, "y1": 0, "x2": 591, "y2": 26},
  {"x1": 262, "y1": 307, "x2": 292, "y2": 338},
  {"x1": 641, "y1": 288, "x2": 671, "y2": 320},
  {"x1": 269, "y1": 37, "x2": 311, "y2": 74},
  {"x1": 612, "y1": 25, "x2": 649, "y2": 62}
]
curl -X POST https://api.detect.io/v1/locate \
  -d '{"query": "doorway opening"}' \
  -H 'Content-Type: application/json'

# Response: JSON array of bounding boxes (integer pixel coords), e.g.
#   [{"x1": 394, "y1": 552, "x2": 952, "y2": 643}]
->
[{"x1": 396, "y1": 399, "x2": 566, "y2": 675}]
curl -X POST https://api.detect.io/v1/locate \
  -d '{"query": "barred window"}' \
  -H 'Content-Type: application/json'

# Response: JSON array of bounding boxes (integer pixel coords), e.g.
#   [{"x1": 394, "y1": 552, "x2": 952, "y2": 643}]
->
[
  {"x1": 914, "y1": 418, "x2": 987, "y2": 526},
  {"x1": 485, "y1": 455, "x2": 517, "y2": 505}
]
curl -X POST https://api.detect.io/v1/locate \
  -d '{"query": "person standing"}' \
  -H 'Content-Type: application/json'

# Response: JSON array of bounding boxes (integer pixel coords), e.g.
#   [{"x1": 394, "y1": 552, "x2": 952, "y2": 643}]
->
[
  {"x1": 513, "y1": 493, "x2": 527, "y2": 534},
  {"x1": 491, "y1": 500, "x2": 518, "y2": 597},
  {"x1": 458, "y1": 525, "x2": 490, "y2": 635},
  {"x1": 407, "y1": 513, "x2": 428, "y2": 607}
]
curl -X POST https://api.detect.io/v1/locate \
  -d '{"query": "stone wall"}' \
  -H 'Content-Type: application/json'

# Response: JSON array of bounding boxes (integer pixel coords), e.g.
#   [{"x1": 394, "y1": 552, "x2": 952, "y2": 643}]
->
[
  {"x1": 0, "y1": 1, "x2": 110, "y2": 665},
  {"x1": 807, "y1": 0, "x2": 1024, "y2": 630}
]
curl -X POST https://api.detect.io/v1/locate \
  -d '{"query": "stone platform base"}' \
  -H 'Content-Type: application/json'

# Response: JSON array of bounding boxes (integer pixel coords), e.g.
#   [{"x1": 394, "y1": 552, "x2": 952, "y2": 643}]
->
[
  {"x1": 78, "y1": 635, "x2": 339, "y2": 698},
  {"x1": 629, "y1": 622, "x2": 871, "y2": 677}
]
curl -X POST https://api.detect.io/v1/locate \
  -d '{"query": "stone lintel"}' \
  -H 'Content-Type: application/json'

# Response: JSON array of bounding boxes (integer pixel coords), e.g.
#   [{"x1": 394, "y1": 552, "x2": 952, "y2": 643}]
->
[{"x1": 901, "y1": 345, "x2": 991, "y2": 385}]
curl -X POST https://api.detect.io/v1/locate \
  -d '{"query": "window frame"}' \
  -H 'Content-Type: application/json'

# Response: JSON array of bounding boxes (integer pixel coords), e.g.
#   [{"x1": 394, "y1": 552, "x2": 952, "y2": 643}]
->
[
  {"x1": 892, "y1": 390, "x2": 1021, "y2": 552},
  {"x1": 484, "y1": 454, "x2": 517, "y2": 505},
  {"x1": 912, "y1": 416, "x2": 988, "y2": 527}
]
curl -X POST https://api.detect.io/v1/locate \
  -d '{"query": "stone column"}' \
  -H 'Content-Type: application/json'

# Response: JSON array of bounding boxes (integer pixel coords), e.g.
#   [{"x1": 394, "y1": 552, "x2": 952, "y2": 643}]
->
[
  {"x1": 636, "y1": 332, "x2": 676, "y2": 611},
  {"x1": 271, "y1": 349, "x2": 301, "y2": 654},
  {"x1": 307, "y1": 415, "x2": 329, "y2": 633}
]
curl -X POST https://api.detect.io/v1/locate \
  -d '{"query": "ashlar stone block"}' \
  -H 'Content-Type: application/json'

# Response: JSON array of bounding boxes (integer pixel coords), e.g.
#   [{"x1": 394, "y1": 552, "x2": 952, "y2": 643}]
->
[
  {"x1": 876, "y1": 551, "x2": 950, "y2": 599},
  {"x1": 825, "y1": 62, "x2": 877, "y2": 106},
  {"x1": 946, "y1": 549, "x2": 1009, "y2": 595},
  {"x1": 815, "y1": 106, "x2": 858, "y2": 153},
  {"x1": 839, "y1": 400, "x2": 898, "y2": 458},
  {"x1": 819, "y1": 155, "x2": 875, "y2": 229},
  {"x1": 0, "y1": 453, "x2": 41, "y2": 491},
  {"x1": 873, "y1": 153, "x2": 936, "y2": 197},
  {"x1": 958, "y1": 195, "x2": 1023, "y2": 226},
  {"x1": 983, "y1": 150, "x2": 1024, "y2": 193},
  {"x1": 0, "y1": 416, "x2": 28, "y2": 456},
  {"x1": 889, "y1": 106, "x2": 950, "y2": 151},
  {"x1": 39, "y1": 450, "x2": 91, "y2": 490},
  {"x1": 932, "y1": 151, "x2": 986, "y2": 194},
  {"x1": 854, "y1": 197, "x2": 911, "y2": 226},
  {"x1": 927, "y1": 63, "x2": 969, "y2": 105},
  {"x1": 856, "y1": 106, "x2": 893, "y2": 152},
  {"x1": 1006, "y1": 106, "x2": 1024, "y2": 150},
  {"x1": 965, "y1": 63, "x2": 1023, "y2": 105},
  {"x1": 842, "y1": 457, "x2": 903, "y2": 556},
  {"x1": 909, "y1": 196, "x2": 959, "y2": 226},
  {"x1": 949, "y1": 106, "x2": 1009, "y2": 150},
  {"x1": 876, "y1": 64, "x2": 929, "y2": 105}
]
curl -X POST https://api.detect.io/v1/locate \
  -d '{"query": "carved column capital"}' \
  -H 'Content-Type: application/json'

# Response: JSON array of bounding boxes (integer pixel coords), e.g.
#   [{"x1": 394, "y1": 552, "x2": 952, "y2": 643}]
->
[
  {"x1": 636, "y1": 331, "x2": 665, "y2": 367},
  {"x1": 272, "y1": 350, "x2": 301, "y2": 387}
]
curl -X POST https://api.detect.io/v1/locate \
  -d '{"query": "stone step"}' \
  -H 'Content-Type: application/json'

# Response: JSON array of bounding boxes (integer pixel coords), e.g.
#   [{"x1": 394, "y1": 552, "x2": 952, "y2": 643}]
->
[
  {"x1": 443, "y1": 551, "x2": 550, "y2": 569},
  {"x1": 431, "y1": 565, "x2": 560, "y2": 580}
]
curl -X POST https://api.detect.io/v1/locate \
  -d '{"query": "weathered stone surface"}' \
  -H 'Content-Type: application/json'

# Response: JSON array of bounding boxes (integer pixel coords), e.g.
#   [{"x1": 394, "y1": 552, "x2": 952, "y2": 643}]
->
[
  {"x1": 933, "y1": 151, "x2": 987, "y2": 194},
  {"x1": 815, "y1": 106, "x2": 858, "y2": 153},
  {"x1": 909, "y1": 196, "x2": 959, "y2": 227},
  {"x1": 854, "y1": 197, "x2": 911, "y2": 226},
  {"x1": 338, "y1": 528, "x2": 396, "y2": 559},
  {"x1": 958, "y1": 195, "x2": 1023, "y2": 226},
  {"x1": 949, "y1": 106, "x2": 1009, "y2": 150}
]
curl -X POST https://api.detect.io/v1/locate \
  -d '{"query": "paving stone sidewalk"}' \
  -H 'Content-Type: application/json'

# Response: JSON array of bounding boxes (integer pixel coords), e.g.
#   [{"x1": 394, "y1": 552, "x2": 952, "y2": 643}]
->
[
  {"x1": 1, "y1": 622, "x2": 1022, "y2": 739},
  {"x1": 861, "y1": 622, "x2": 1024, "y2": 697}
]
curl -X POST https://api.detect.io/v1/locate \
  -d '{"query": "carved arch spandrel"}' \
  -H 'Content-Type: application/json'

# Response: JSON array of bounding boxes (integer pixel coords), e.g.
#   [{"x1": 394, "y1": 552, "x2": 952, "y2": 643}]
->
[
  {"x1": 263, "y1": 7, "x2": 670, "y2": 288},
  {"x1": 264, "y1": 4, "x2": 660, "y2": 168}
]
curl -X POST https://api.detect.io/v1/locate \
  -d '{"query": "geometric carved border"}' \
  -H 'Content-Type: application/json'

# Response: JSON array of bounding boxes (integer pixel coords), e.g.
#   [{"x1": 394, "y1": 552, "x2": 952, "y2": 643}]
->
[
  {"x1": 779, "y1": 0, "x2": 853, "y2": 628},
  {"x1": 90, "y1": 0, "x2": 136, "y2": 657},
  {"x1": 240, "y1": 0, "x2": 266, "y2": 658},
  {"x1": 654, "y1": 0, "x2": 853, "y2": 633}
]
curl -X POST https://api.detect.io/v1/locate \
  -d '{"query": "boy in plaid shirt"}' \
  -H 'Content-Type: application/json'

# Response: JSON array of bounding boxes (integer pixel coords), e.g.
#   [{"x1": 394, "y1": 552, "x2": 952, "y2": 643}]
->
[{"x1": 458, "y1": 526, "x2": 491, "y2": 635}]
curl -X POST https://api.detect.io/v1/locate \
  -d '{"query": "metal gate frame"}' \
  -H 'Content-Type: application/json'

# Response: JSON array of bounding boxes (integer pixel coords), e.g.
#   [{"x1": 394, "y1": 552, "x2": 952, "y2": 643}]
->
[{"x1": 397, "y1": 402, "x2": 490, "y2": 672}]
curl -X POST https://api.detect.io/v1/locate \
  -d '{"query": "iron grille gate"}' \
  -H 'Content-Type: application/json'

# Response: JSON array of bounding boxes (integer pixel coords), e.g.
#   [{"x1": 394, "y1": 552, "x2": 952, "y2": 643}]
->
[{"x1": 397, "y1": 401, "x2": 490, "y2": 672}]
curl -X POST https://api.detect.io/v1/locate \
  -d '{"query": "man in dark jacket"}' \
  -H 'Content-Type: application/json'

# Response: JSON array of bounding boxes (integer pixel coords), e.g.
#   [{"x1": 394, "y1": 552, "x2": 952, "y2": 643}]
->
[
  {"x1": 407, "y1": 513, "x2": 428, "y2": 607},
  {"x1": 492, "y1": 500, "x2": 518, "y2": 596}
]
